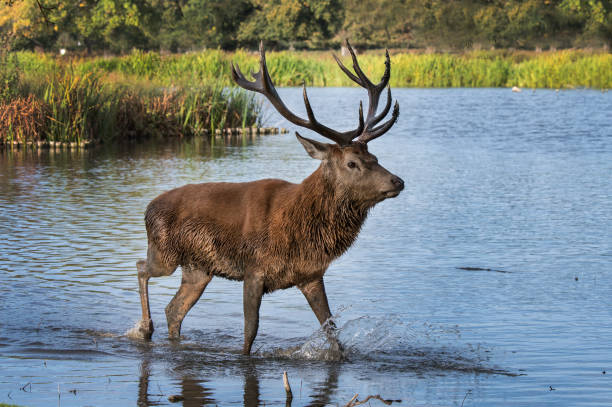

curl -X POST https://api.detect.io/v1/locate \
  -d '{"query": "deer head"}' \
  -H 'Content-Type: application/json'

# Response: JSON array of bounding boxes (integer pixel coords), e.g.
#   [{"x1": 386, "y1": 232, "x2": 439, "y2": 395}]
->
[{"x1": 231, "y1": 40, "x2": 404, "y2": 205}]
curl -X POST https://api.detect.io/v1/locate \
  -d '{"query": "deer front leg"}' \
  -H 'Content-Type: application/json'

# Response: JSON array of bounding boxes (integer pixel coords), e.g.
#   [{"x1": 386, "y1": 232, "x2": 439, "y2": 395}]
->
[
  {"x1": 299, "y1": 278, "x2": 343, "y2": 352},
  {"x1": 298, "y1": 278, "x2": 333, "y2": 325},
  {"x1": 243, "y1": 274, "x2": 264, "y2": 355}
]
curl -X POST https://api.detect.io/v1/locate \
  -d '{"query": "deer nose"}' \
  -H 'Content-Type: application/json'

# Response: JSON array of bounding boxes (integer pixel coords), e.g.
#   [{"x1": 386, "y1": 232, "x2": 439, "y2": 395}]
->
[{"x1": 391, "y1": 176, "x2": 404, "y2": 190}]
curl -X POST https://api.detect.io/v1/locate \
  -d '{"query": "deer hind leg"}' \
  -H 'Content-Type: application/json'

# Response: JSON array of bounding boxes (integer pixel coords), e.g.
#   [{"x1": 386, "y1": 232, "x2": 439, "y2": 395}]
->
[
  {"x1": 136, "y1": 245, "x2": 178, "y2": 339},
  {"x1": 165, "y1": 265, "x2": 212, "y2": 339}
]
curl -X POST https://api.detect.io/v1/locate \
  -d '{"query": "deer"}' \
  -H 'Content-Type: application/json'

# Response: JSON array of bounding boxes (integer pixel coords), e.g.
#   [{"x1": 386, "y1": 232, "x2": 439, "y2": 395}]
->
[{"x1": 134, "y1": 40, "x2": 404, "y2": 355}]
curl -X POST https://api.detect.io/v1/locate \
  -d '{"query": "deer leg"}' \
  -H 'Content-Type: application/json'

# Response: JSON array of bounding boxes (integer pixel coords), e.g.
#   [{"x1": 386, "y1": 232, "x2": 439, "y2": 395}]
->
[
  {"x1": 136, "y1": 246, "x2": 178, "y2": 339},
  {"x1": 298, "y1": 278, "x2": 333, "y2": 325},
  {"x1": 136, "y1": 260, "x2": 155, "y2": 339},
  {"x1": 165, "y1": 267, "x2": 212, "y2": 339},
  {"x1": 299, "y1": 278, "x2": 343, "y2": 352},
  {"x1": 243, "y1": 274, "x2": 264, "y2": 355}
]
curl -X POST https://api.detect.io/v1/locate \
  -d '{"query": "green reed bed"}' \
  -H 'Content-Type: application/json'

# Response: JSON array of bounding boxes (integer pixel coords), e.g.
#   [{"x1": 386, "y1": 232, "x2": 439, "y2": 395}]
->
[
  {"x1": 0, "y1": 55, "x2": 262, "y2": 145},
  {"x1": 1, "y1": 49, "x2": 608, "y2": 145},
  {"x1": 72, "y1": 49, "x2": 611, "y2": 89}
]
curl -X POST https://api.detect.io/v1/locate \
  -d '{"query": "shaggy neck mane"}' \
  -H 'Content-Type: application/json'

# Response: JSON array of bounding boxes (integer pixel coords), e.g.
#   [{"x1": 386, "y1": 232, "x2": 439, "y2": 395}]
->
[{"x1": 275, "y1": 165, "x2": 371, "y2": 260}]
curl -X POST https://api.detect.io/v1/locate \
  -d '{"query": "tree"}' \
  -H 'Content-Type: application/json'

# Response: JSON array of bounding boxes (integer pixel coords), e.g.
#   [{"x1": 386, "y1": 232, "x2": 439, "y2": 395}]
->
[
  {"x1": 0, "y1": 0, "x2": 52, "y2": 49},
  {"x1": 341, "y1": 0, "x2": 412, "y2": 48},
  {"x1": 558, "y1": 0, "x2": 611, "y2": 45},
  {"x1": 237, "y1": 0, "x2": 344, "y2": 48},
  {"x1": 180, "y1": 0, "x2": 254, "y2": 50},
  {"x1": 74, "y1": 0, "x2": 158, "y2": 53}
]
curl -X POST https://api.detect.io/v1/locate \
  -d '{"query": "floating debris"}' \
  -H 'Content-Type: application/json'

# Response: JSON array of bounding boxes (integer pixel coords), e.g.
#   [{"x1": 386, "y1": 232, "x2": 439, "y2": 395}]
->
[
  {"x1": 344, "y1": 393, "x2": 399, "y2": 406},
  {"x1": 457, "y1": 267, "x2": 511, "y2": 273},
  {"x1": 168, "y1": 394, "x2": 185, "y2": 402}
]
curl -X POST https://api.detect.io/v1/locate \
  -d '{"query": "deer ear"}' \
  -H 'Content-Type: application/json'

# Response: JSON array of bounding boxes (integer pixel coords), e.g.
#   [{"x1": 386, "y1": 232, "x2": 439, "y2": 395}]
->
[{"x1": 296, "y1": 133, "x2": 330, "y2": 160}]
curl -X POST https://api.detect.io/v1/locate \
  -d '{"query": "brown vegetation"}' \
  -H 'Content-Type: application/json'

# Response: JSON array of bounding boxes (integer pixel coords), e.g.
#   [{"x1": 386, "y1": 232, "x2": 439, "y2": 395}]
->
[{"x1": 0, "y1": 95, "x2": 47, "y2": 143}]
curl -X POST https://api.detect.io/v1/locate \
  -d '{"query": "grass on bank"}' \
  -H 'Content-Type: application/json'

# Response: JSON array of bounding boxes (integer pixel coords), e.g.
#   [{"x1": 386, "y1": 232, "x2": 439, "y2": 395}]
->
[
  {"x1": 64, "y1": 48, "x2": 612, "y2": 89},
  {"x1": 0, "y1": 52, "x2": 262, "y2": 145}
]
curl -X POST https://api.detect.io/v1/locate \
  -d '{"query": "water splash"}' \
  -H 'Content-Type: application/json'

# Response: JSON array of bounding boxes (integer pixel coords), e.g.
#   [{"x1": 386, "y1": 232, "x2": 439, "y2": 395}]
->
[
  {"x1": 269, "y1": 313, "x2": 514, "y2": 375},
  {"x1": 126, "y1": 320, "x2": 152, "y2": 341}
]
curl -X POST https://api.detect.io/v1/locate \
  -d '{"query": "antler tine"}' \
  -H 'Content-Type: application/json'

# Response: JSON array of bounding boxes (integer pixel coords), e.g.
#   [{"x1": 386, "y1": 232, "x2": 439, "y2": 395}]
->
[
  {"x1": 332, "y1": 53, "x2": 362, "y2": 86},
  {"x1": 359, "y1": 101, "x2": 399, "y2": 144},
  {"x1": 231, "y1": 41, "x2": 364, "y2": 146},
  {"x1": 231, "y1": 62, "x2": 255, "y2": 92},
  {"x1": 370, "y1": 86, "x2": 392, "y2": 127},
  {"x1": 333, "y1": 40, "x2": 398, "y2": 143},
  {"x1": 345, "y1": 40, "x2": 374, "y2": 89},
  {"x1": 332, "y1": 44, "x2": 390, "y2": 92},
  {"x1": 378, "y1": 49, "x2": 391, "y2": 91}
]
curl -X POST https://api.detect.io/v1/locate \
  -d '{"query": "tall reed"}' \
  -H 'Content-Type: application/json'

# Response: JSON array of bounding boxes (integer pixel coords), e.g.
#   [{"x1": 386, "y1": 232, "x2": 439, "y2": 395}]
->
[
  {"x1": 1, "y1": 65, "x2": 262, "y2": 144},
  {"x1": 69, "y1": 49, "x2": 612, "y2": 89},
  {"x1": 42, "y1": 71, "x2": 117, "y2": 143}
]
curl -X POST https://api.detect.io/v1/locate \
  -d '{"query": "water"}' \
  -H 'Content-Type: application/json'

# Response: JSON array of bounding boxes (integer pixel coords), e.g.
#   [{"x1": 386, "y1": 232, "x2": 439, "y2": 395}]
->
[{"x1": 1, "y1": 88, "x2": 611, "y2": 406}]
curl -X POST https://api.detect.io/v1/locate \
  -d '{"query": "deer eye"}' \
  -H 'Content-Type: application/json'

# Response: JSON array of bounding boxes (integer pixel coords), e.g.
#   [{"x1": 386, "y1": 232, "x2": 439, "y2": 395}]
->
[{"x1": 347, "y1": 161, "x2": 357, "y2": 169}]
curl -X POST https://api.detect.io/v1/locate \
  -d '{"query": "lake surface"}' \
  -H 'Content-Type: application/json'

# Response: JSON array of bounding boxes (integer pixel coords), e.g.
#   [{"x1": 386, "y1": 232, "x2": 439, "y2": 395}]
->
[{"x1": 1, "y1": 88, "x2": 611, "y2": 407}]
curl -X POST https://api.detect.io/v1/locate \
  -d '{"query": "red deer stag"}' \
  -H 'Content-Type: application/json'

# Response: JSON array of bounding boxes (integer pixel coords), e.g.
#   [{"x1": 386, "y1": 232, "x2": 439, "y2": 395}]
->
[{"x1": 135, "y1": 41, "x2": 404, "y2": 355}]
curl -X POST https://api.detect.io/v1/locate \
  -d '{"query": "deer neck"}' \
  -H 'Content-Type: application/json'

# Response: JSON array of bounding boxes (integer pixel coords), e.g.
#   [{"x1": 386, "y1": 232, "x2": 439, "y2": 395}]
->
[{"x1": 280, "y1": 166, "x2": 370, "y2": 260}]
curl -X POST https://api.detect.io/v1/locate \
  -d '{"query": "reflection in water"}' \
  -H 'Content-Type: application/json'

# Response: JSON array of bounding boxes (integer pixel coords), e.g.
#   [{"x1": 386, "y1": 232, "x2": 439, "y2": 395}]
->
[
  {"x1": 179, "y1": 377, "x2": 215, "y2": 407},
  {"x1": 138, "y1": 353, "x2": 218, "y2": 407},
  {"x1": 135, "y1": 346, "x2": 342, "y2": 407},
  {"x1": 243, "y1": 365, "x2": 260, "y2": 407},
  {"x1": 0, "y1": 132, "x2": 261, "y2": 168},
  {"x1": 305, "y1": 364, "x2": 339, "y2": 407},
  {"x1": 137, "y1": 357, "x2": 153, "y2": 407}
]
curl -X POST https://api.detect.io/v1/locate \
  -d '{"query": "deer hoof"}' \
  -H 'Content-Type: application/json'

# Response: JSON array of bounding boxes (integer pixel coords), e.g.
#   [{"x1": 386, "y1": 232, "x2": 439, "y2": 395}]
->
[
  {"x1": 127, "y1": 319, "x2": 154, "y2": 340},
  {"x1": 167, "y1": 326, "x2": 181, "y2": 340}
]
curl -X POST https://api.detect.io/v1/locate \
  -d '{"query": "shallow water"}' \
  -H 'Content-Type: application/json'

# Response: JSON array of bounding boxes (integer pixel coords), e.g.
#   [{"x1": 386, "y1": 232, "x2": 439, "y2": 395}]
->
[{"x1": 1, "y1": 88, "x2": 611, "y2": 406}]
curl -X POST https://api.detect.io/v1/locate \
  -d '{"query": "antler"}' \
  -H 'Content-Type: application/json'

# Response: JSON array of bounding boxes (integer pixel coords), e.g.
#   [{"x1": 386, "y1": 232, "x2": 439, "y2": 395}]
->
[
  {"x1": 231, "y1": 42, "x2": 364, "y2": 146},
  {"x1": 231, "y1": 41, "x2": 398, "y2": 146},
  {"x1": 333, "y1": 40, "x2": 399, "y2": 144}
]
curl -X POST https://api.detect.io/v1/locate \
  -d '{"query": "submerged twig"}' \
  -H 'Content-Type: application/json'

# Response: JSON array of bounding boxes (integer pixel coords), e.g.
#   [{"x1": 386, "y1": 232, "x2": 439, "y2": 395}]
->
[
  {"x1": 254, "y1": 343, "x2": 265, "y2": 355},
  {"x1": 344, "y1": 393, "x2": 397, "y2": 406},
  {"x1": 345, "y1": 394, "x2": 358, "y2": 406},
  {"x1": 283, "y1": 371, "x2": 293, "y2": 400},
  {"x1": 461, "y1": 389, "x2": 472, "y2": 407}
]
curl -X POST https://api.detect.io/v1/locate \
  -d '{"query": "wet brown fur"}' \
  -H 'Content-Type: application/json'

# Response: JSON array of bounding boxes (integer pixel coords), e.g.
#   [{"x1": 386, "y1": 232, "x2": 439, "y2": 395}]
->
[{"x1": 145, "y1": 147, "x2": 373, "y2": 293}]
